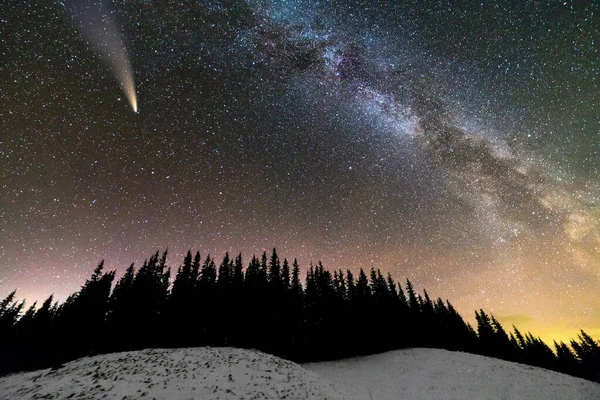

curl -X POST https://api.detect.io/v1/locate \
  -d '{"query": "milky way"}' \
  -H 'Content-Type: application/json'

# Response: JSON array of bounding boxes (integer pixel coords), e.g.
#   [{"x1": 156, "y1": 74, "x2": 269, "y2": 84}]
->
[{"x1": 0, "y1": 1, "x2": 599, "y2": 343}]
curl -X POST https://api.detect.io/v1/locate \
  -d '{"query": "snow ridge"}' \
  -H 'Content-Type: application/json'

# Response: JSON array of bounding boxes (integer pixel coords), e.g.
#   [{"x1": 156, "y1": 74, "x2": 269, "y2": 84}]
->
[
  {"x1": 0, "y1": 347, "x2": 344, "y2": 400},
  {"x1": 3, "y1": 347, "x2": 600, "y2": 400},
  {"x1": 305, "y1": 348, "x2": 600, "y2": 400}
]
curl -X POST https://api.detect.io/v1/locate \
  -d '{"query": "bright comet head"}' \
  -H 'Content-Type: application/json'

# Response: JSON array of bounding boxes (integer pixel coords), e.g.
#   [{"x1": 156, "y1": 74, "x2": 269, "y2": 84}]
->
[{"x1": 123, "y1": 77, "x2": 137, "y2": 113}]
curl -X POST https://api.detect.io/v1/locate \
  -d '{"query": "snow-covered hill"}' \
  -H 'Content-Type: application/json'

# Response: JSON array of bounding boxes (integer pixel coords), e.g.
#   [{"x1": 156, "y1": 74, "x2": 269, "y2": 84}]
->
[
  {"x1": 0, "y1": 347, "x2": 344, "y2": 400},
  {"x1": 305, "y1": 348, "x2": 600, "y2": 400},
  {"x1": 1, "y1": 347, "x2": 599, "y2": 400}
]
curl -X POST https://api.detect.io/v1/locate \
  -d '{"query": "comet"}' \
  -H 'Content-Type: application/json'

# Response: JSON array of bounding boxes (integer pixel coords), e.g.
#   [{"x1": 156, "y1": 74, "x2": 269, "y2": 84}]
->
[{"x1": 63, "y1": 0, "x2": 137, "y2": 113}]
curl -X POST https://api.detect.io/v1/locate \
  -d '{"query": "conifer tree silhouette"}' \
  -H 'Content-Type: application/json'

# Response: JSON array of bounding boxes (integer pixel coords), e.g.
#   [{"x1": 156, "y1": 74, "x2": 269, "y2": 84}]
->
[
  {"x1": 0, "y1": 291, "x2": 24, "y2": 372},
  {"x1": 555, "y1": 340, "x2": 580, "y2": 376},
  {"x1": 268, "y1": 248, "x2": 281, "y2": 287},
  {"x1": 264, "y1": 249, "x2": 284, "y2": 353},
  {"x1": 197, "y1": 254, "x2": 217, "y2": 345},
  {"x1": 216, "y1": 252, "x2": 234, "y2": 345},
  {"x1": 227, "y1": 253, "x2": 245, "y2": 347},
  {"x1": 368, "y1": 268, "x2": 390, "y2": 351},
  {"x1": 291, "y1": 259, "x2": 303, "y2": 297},
  {"x1": 15, "y1": 295, "x2": 54, "y2": 369},
  {"x1": 2, "y1": 247, "x2": 600, "y2": 383},
  {"x1": 475, "y1": 309, "x2": 497, "y2": 357},
  {"x1": 0, "y1": 290, "x2": 17, "y2": 316},
  {"x1": 287, "y1": 258, "x2": 305, "y2": 359},
  {"x1": 107, "y1": 263, "x2": 136, "y2": 351},
  {"x1": 54, "y1": 261, "x2": 115, "y2": 361},
  {"x1": 352, "y1": 269, "x2": 372, "y2": 354},
  {"x1": 404, "y1": 279, "x2": 421, "y2": 345},
  {"x1": 571, "y1": 330, "x2": 600, "y2": 381},
  {"x1": 281, "y1": 258, "x2": 291, "y2": 292},
  {"x1": 124, "y1": 250, "x2": 171, "y2": 349},
  {"x1": 169, "y1": 250, "x2": 196, "y2": 346}
]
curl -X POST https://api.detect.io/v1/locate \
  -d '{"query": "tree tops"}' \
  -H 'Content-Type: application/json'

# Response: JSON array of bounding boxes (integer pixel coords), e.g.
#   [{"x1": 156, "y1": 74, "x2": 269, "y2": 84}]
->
[{"x1": 0, "y1": 247, "x2": 598, "y2": 384}]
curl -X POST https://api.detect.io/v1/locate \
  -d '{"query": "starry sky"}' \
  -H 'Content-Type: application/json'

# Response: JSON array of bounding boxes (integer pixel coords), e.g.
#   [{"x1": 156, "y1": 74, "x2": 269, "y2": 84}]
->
[{"x1": 1, "y1": 0, "x2": 599, "y2": 344}]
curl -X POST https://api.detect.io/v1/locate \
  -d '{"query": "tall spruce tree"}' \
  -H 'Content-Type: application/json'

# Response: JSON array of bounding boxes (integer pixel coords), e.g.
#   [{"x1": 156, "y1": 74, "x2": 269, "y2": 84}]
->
[
  {"x1": 0, "y1": 291, "x2": 24, "y2": 373},
  {"x1": 197, "y1": 254, "x2": 217, "y2": 345},
  {"x1": 54, "y1": 261, "x2": 115, "y2": 361},
  {"x1": 555, "y1": 340, "x2": 580, "y2": 376},
  {"x1": 107, "y1": 263, "x2": 135, "y2": 350},
  {"x1": 127, "y1": 250, "x2": 171, "y2": 349},
  {"x1": 571, "y1": 330, "x2": 600, "y2": 381},
  {"x1": 281, "y1": 259, "x2": 291, "y2": 291},
  {"x1": 291, "y1": 259, "x2": 303, "y2": 297},
  {"x1": 169, "y1": 250, "x2": 197, "y2": 346}
]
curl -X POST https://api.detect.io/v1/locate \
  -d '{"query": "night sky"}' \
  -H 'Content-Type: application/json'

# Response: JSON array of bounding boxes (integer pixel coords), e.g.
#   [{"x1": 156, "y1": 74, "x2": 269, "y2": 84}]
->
[{"x1": 1, "y1": 1, "x2": 599, "y2": 343}]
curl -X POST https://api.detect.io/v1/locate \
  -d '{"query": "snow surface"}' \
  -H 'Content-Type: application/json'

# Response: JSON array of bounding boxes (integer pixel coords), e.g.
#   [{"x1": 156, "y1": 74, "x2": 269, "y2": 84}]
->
[
  {"x1": 304, "y1": 347, "x2": 600, "y2": 400},
  {"x1": 1, "y1": 347, "x2": 599, "y2": 400},
  {"x1": 0, "y1": 347, "x2": 344, "y2": 400}
]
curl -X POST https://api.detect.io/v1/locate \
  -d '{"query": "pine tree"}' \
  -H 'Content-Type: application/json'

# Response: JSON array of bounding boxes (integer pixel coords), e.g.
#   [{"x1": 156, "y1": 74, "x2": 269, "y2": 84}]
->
[
  {"x1": 54, "y1": 261, "x2": 115, "y2": 361},
  {"x1": 513, "y1": 325, "x2": 527, "y2": 349},
  {"x1": 107, "y1": 263, "x2": 135, "y2": 351},
  {"x1": 259, "y1": 251, "x2": 268, "y2": 283},
  {"x1": 333, "y1": 269, "x2": 347, "y2": 301},
  {"x1": 475, "y1": 309, "x2": 496, "y2": 356},
  {"x1": 227, "y1": 253, "x2": 245, "y2": 347},
  {"x1": 268, "y1": 248, "x2": 281, "y2": 287},
  {"x1": 291, "y1": 259, "x2": 303, "y2": 297},
  {"x1": 444, "y1": 300, "x2": 476, "y2": 351},
  {"x1": 171, "y1": 250, "x2": 193, "y2": 306},
  {"x1": 0, "y1": 290, "x2": 17, "y2": 316},
  {"x1": 281, "y1": 259, "x2": 291, "y2": 291},
  {"x1": 356, "y1": 269, "x2": 371, "y2": 299},
  {"x1": 305, "y1": 264, "x2": 316, "y2": 303},
  {"x1": 352, "y1": 269, "x2": 372, "y2": 354},
  {"x1": 386, "y1": 274, "x2": 398, "y2": 303},
  {"x1": 15, "y1": 295, "x2": 55, "y2": 369},
  {"x1": 169, "y1": 251, "x2": 198, "y2": 346},
  {"x1": 0, "y1": 291, "x2": 24, "y2": 372},
  {"x1": 572, "y1": 330, "x2": 600, "y2": 381},
  {"x1": 346, "y1": 270, "x2": 356, "y2": 300},
  {"x1": 125, "y1": 250, "x2": 171, "y2": 349},
  {"x1": 555, "y1": 341, "x2": 579, "y2": 376},
  {"x1": 197, "y1": 254, "x2": 218, "y2": 345},
  {"x1": 405, "y1": 280, "x2": 420, "y2": 312},
  {"x1": 404, "y1": 279, "x2": 421, "y2": 346},
  {"x1": 288, "y1": 258, "x2": 305, "y2": 359},
  {"x1": 369, "y1": 269, "x2": 391, "y2": 351},
  {"x1": 218, "y1": 252, "x2": 232, "y2": 287},
  {"x1": 216, "y1": 252, "x2": 234, "y2": 345},
  {"x1": 191, "y1": 251, "x2": 201, "y2": 281},
  {"x1": 233, "y1": 253, "x2": 244, "y2": 289},
  {"x1": 241, "y1": 255, "x2": 268, "y2": 351}
]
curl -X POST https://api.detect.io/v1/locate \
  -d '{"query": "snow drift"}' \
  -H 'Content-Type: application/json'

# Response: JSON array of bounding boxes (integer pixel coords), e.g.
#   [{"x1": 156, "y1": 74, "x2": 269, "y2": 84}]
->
[
  {"x1": 305, "y1": 347, "x2": 600, "y2": 400},
  {"x1": 0, "y1": 347, "x2": 344, "y2": 400},
  {"x1": 1, "y1": 347, "x2": 599, "y2": 399}
]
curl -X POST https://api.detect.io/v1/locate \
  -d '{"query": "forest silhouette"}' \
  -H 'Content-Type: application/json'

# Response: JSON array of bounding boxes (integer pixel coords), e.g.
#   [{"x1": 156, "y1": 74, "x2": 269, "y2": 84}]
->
[{"x1": 1, "y1": 248, "x2": 599, "y2": 382}]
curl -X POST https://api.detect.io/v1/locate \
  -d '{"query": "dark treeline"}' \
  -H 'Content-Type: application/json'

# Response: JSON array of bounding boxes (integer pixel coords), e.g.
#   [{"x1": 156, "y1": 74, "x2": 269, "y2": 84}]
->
[{"x1": 1, "y1": 249, "x2": 599, "y2": 382}]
